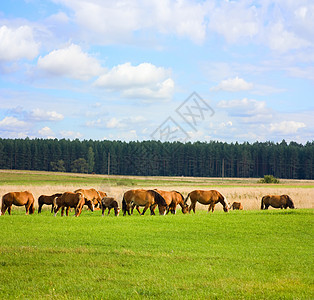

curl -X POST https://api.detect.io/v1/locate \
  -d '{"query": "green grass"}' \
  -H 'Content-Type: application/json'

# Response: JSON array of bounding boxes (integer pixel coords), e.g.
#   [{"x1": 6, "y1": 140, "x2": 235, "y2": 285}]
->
[
  {"x1": 0, "y1": 170, "x2": 313, "y2": 188},
  {"x1": 0, "y1": 209, "x2": 313, "y2": 299}
]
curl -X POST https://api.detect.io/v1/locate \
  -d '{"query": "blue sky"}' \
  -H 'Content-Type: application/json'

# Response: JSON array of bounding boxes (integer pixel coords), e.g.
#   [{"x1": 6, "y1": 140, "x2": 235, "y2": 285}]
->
[{"x1": 0, "y1": 0, "x2": 313, "y2": 143}]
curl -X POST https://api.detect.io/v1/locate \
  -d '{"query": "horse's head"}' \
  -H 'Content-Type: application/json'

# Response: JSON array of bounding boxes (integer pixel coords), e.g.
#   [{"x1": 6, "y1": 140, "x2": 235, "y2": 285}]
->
[
  {"x1": 222, "y1": 198, "x2": 229, "y2": 212},
  {"x1": 286, "y1": 195, "x2": 295, "y2": 209},
  {"x1": 158, "y1": 204, "x2": 167, "y2": 215},
  {"x1": 115, "y1": 207, "x2": 120, "y2": 216},
  {"x1": 85, "y1": 198, "x2": 94, "y2": 212},
  {"x1": 182, "y1": 204, "x2": 189, "y2": 214}
]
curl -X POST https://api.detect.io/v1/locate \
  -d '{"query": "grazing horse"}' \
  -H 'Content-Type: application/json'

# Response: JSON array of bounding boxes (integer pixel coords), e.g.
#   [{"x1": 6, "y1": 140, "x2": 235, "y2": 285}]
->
[
  {"x1": 154, "y1": 189, "x2": 189, "y2": 214},
  {"x1": 1, "y1": 191, "x2": 35, "y2": 215},
  {"x1": 261, "y1": 195, "x2": 295, "y2": 210},
  {"x1": 54, "y1": 192, "x2": 94, "y2": 217},
  {"x1": 231, "y1": 202, "x2": 243, "y2": 210},
  {"x1": 38, "y1": 193, "x2": 62, "y2": 213},
  {"x1": 185, "y1": 190, "x2": 229, "y2": 213},
  {"x1": 122, "y1": 189, "x2": 168, "y2": 216},
  {"x1": 100, "y1": 197, "x2": 120, "y2": 216},
  {"x1": 74, "y1": 188, "x2": 102, "y2": 207}
]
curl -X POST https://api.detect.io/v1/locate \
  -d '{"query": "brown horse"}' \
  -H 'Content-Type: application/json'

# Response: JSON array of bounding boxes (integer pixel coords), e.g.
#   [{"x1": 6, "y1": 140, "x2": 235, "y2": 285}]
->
[
  {"x1": 54, "y1": 192, "x2": 94, "y2": 217},
  {"x1": 38, "y1": 193, "x2": 62, "y2": 213},
  {"x1": 231, "y1": 202, "x2": 243, "y2": 210},
  {"x1": 100, "y1": 197, "x2": 120, "y2": 216},
  {"x1": 74, "y1": 188, "x2": 102, "y2": 206},
  {"x1": 261, "y1": 195, "x2": 295, "y2": 210},
  {"x1": 1, "y1": 191, "x2": 35, "y2": 215},
  {"x1": 185, "y1": 190, "x2": 229, "y2": 213},
  {"x1": 122, "y1": 189, "x2": 168, "y2": 216},
  {"x1": 154, "y1": 189, "x2": 189, "y2": 214}
]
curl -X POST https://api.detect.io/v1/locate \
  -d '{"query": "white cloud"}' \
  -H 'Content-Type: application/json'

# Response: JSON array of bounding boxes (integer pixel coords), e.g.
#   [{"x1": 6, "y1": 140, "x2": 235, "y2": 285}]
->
[
  {"x1": 123, "y1": 78, "x2": 174, "y2": 99},
  {"x1": 0, "y1": 116, "x2": 28, "y2": 130},
  {"x1": 52, "y1": 0, "x2": 208, "y2": 44},
  {"x1": 95, "y1": 62, "x2": 170, "y2": 88},
  {"x1": 60, "y1": 130, "x2": 82, "y2": 139},
  {"x1": 267, "y1": 22, "x2": 311, "y2": 53},
  {"x1": 211, "y1": 76, "x2": 253, "y2": 92},
  {"x1": 270, "y1": 121, "x2": 306, "y2": 134},
  {"x1": 37, "y1": 43, "x2": 103, "y2": 80},
  {"x1": 29, "y1": 108, "x2": 64, "y2": 121},
  {"x1": 38, "y1": 126, "x2": 55, "y2": 138},
  {"x1": 0, "y1": 25, "x2": 39, "y2": 61},
  {"x1": 208, "y1": 1, "x2": 259, "y2": 43},
  {"x1": 106, "y1": 117, "x2": 123, "y2": 129},
  {"x1": 95, "y1": 62, "x2": 174, "y2": 99}
]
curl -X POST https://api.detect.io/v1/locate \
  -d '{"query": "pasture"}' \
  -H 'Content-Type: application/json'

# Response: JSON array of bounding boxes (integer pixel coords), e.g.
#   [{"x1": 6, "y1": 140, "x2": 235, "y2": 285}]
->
[{"x1": 0, "y1": 170, "x2": 313, "y2": 299}]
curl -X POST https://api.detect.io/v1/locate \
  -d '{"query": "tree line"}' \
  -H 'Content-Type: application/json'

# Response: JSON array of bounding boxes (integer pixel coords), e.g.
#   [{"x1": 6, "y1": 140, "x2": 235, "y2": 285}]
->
[{"x1": 0, "y1": 138, "x2": 313, "y2": 179}]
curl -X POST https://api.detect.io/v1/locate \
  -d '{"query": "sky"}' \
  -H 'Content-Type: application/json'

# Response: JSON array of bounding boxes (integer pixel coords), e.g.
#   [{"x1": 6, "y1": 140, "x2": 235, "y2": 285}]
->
[{"x1": 0, "y1": 0, "x2": 313, "y2": 144}]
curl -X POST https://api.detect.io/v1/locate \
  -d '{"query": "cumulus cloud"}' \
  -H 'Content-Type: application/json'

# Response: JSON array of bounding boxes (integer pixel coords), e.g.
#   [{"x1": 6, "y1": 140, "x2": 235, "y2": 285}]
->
[
  {"x1": 37, "y1": 43, "x2": 103, "y2": 80},
  {"x1": 267, "y1": 22, "x2": 311, "y2": 53},
  {"x1": 95, "y1": 62, "x2": 174, "y2": 99},
  {"x1": 0, "y1": 116, "x2": 28, "y2": 130},
  {"x1": 60, "y1": 130, "x2": 83, "y2": 139},
  {"x1": 270, "y1": 121, "x2": 306, "y2": 134},
  {"x1": 52, "y1": 0, "x2": 208, "y2": 44},
  {"x1": 208, "y1": 1, "x2": 259, "y2": 43},
  {"x1": 0, "y1": 25, "x2": 39, "y2": 61},
  {"x1": 211, "y1": 76, "x2": 253, "y2": 92},
  {"x1": 29, "y1": 108, "x2": 64, "y2": 121},
  {"x1": 217, "y1": 98, "x2": 272, "y2": 124},
  {"x1": 38, "y1": 126, "x2": 55, "y2": 138}
]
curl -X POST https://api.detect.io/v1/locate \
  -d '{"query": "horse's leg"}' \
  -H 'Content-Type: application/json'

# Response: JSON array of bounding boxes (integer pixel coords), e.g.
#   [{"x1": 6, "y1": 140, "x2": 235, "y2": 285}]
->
[
  {"x1": 61, "y1": 206, "x2": 65, "y2": 217},
  {"x1": 25, "y1": 201, "x2": 32, "y2": 215},
  {"x1": 141, "y1": 203, "x2": 150, "y2": 215},
  {"x1": 108, "y1": 207, "x2": 111, "y2": 215},
  {"x1": 172, "y1": 204, "x2": 177, "y2": 214},
  {"x1": 1, "y1": 203, "x2": 7, "y2": 215},
  {"x1": 66, "y1": 206, "x2": 70, "y2": 216},
  {"x1": 8, "y1": 205, "x2": 12, "y2": 215},
  {"x1": 136, "y1": 205, "x2": 142, "y2": 215},
  {"x1": 189, "y1": 200, "x2": 196, "y2": 213},
  {"x1": 131, "y1": 203, "x2": 135, "y2": 214},
  {"x1": 38, "y1": 203, "x2": 42, "y2": 213},
  {"x1": 54, "y1": 205, "x2": 60, "y2": 216},
  {"x1": 150, "y1": 203, "x2": 157, "y2": 215},
  {"x1": 50, "y1": 204, "x2": 54, "y2": 213}
]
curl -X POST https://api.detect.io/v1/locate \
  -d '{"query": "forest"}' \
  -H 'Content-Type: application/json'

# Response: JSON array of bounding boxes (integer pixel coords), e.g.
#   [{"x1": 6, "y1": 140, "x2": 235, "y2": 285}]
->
[{"x1": 0, "y1": 138, "x2": 313, "y2": 179}]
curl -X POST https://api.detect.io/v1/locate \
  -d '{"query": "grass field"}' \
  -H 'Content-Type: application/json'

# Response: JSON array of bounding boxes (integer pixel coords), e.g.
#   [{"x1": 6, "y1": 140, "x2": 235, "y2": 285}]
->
[
  {"x1": 0, "y1": 170, "x2": 313, "y2": 299},
  {"x1": 0, "y1": 209, "x2": 313, "y2": 299}
]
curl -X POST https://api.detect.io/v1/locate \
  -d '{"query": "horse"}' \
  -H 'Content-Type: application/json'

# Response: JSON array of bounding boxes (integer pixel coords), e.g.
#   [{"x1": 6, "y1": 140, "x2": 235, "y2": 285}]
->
[
  {"x1": 122, "y1": 189, "x2": 168, "y2": 216},
  {"x1": 185, "y1": 190, "x2": 229, "y2": 213},
  {"x1": 154, "y1": 189, "x2": 189, "y2": 214},
  {"x1": 1, "y1": 191, "x2": 35, "y2": 215},
  {"x1": 261, "y1": 195, "x2": 295, "y2": 210},
  {"x1": 54, "y1": 192, "x2": 94, "y2": 217},
  {"x1": 38, "y1": 193, "x2": 62, "y2": 213},
  {"x1": 231, "y1": 202, "x2": 243, "y2": 210},
  {"x1": 74, "y1": 188, "x2": 102, "y2": 207},
  {"x1": 100, "y1": 197, "x2": 120, "y2": 216}
]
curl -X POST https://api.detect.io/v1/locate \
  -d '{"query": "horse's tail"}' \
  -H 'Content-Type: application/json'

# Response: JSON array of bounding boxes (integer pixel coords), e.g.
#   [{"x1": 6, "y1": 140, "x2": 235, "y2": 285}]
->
[
  {"x1": 261, "y1": 196, "x2": 265, "y2": 210},
  {"x1": 184, "y1": 193, "x2": 191, "y2": 205}
]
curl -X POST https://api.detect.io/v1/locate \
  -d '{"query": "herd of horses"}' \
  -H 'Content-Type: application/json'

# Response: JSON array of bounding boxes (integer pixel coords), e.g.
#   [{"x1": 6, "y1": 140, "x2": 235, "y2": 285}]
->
[{"x1": 0, "y1": 188, "x2": 295, "y2": 217}]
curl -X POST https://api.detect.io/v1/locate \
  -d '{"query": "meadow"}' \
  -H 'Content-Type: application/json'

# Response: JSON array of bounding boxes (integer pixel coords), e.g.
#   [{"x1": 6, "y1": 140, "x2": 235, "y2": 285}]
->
[{"x1": 0, "y1": 170, "x2": 313, "y2": 299}]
